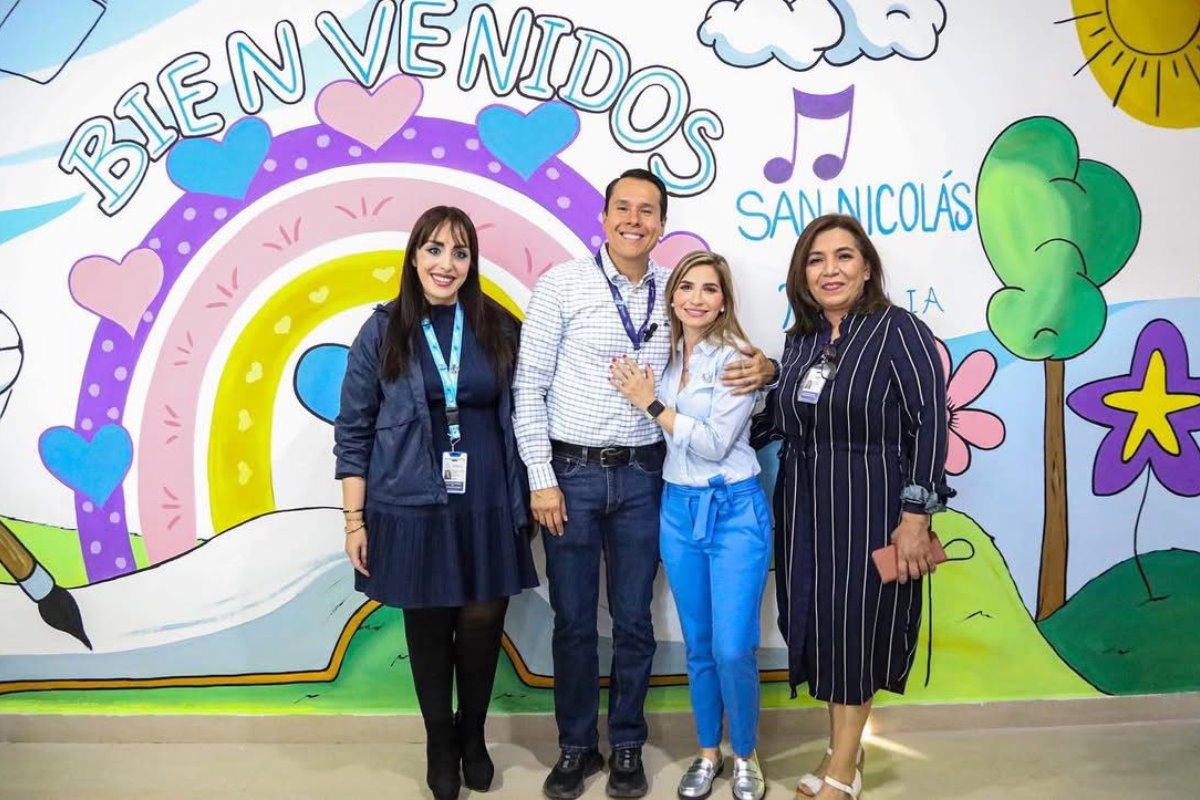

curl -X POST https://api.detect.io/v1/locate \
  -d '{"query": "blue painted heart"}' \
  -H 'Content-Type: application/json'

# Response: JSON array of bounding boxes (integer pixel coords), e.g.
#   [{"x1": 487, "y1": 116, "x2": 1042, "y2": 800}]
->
[
  {"x1": 295, "y1": 344, "x2": 350, "y2": 424},
  {"x1": 166, "y1": 117, "x2": 272, "y2": 200},
  {"x1": 476, "y1": 102, "x2": 580, "y2": 181},
  {"x1": 39, "y1": 424, "x2": 134, "y2": 506}
]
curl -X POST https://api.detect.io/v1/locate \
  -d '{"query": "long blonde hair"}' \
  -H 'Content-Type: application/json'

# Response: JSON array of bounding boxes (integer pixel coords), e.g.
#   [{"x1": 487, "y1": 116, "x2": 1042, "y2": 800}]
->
[{"x1": 666, "y1": 250, "x2": 750, "y2": 360}]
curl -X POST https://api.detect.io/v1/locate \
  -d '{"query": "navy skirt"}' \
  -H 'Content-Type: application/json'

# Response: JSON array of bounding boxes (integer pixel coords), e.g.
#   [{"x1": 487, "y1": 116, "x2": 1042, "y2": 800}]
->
[{"x1": 358, "y1": 502, "x2": 537, "y2": 608}]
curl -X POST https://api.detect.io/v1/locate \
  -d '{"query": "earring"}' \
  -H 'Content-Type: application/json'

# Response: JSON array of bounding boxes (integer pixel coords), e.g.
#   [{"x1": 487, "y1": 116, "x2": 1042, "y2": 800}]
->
[{"x1": 719, "y1": 307, "x2": 726, "y2": 314}]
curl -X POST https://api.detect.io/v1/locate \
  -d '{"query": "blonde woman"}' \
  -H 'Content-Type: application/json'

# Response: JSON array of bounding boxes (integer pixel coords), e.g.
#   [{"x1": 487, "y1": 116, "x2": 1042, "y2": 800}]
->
[{"x1": 610, "y1": 251, "x2": 770, "y2": 800}]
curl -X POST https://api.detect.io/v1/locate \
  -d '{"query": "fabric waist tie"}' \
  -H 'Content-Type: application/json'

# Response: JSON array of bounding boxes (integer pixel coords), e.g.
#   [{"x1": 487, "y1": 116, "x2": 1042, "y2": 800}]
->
[{"x1": 664, "y1": 475, "x2": 761, "y2": 544}]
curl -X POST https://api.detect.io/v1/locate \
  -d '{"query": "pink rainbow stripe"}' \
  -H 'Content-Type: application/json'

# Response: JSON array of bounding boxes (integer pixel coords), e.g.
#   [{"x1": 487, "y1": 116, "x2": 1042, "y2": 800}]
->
[
  {"x1": 137, "y1": 178, "x2": 573, "y2": 562},
  {"x1": 74, "y1": 115, "x2": 604, "y2": 581}
]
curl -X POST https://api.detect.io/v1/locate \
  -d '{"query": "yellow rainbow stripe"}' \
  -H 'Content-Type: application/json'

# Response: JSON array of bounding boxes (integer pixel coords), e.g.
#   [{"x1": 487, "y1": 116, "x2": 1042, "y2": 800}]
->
[{"x1": 206, "y1": 249, "x2": 521, "y2": 533}]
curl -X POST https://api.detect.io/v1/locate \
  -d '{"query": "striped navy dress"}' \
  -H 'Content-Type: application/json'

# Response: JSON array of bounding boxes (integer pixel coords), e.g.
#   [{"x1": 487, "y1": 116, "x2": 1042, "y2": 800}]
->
[{"x1": 753, "y1": 306, "x2": 948, "y2": 705}]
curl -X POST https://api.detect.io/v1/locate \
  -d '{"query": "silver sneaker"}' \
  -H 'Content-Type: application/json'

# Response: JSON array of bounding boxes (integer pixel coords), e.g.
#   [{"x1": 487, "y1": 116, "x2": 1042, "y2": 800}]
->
[
  {"x1": 678, "y1": 755, "x2": 724, "y2": 799},
  {"x1": 731, "y1": 755, "x2": 766, "y2": 800}
]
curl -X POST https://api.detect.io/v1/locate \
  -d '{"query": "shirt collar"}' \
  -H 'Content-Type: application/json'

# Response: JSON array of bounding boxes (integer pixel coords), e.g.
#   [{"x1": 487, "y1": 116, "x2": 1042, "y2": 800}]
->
[
  {"x1": 599, "y1": 244, "x2": 658, "y2": 287},
  {"x1": 820, "y1": 311, "x2": 861, "y2": 340}
]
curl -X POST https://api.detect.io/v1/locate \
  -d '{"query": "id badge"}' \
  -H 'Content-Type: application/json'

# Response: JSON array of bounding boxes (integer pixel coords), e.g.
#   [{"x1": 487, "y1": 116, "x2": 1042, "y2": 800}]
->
[
  {"x1": 442, "y1": 451, "x2": 468, "y2": 494},
  {"x1": 798, "y1": 364, "x2": 828, "y2": 404}
]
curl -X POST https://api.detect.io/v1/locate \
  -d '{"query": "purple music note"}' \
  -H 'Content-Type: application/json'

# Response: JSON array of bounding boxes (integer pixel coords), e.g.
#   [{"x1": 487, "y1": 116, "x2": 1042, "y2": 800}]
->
[{"x1": 763, "y1": 86, "x2": 856, "y2": 184}]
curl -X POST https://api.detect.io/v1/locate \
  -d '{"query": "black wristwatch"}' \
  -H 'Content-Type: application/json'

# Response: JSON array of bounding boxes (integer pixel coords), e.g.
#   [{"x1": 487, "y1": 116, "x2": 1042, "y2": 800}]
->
[{"x1": 645, "y1": 399, "x2": 666, "y2": 420}]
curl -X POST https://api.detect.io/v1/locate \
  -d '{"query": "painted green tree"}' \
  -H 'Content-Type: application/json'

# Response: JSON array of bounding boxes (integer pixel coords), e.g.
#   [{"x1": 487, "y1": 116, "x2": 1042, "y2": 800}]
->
[{"x1": 977, "y1": 116, "x2": 1141, "y2": 621}]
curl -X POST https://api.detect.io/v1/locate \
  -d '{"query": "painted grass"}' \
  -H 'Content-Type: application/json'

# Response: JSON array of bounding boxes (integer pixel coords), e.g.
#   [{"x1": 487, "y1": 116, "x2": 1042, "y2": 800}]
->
[
  {"x1": 0, "y1": 510, "x2": 1097, "y2": 713},
  {"x1": 1039, "y1": 548, "x2": 1200, "y2": 695},
  {"x1": 0, "y1": 517, "x2": 149, "y2": 587},
  {"x1": 887, "y1": 509, "x2": 1098, "y2": 704}
]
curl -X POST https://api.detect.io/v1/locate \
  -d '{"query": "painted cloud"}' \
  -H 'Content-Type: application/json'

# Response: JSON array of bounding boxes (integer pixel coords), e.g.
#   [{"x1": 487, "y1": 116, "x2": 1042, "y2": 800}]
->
[
  {"x1": 698, "y1": 0, "x2": 947, "y2": 71},
  {"x1": 697, "y1": 0, "x2": 843, "y2": 71}
]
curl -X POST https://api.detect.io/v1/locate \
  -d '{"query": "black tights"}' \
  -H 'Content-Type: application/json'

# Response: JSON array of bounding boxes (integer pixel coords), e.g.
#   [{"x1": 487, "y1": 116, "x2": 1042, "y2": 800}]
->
[{"x1": 403, "y1": 598, "x2": 509, "y2": 740}]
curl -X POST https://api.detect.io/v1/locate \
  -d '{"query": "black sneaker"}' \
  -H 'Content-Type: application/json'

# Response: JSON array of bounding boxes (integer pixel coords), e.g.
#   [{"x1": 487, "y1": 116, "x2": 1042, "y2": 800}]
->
[
  {"x1": 606, "y1": 746, "x2": 648, "y2": 798},
  {"x1": 543, "y1": 748, "x2": 604, "y2": 799}
]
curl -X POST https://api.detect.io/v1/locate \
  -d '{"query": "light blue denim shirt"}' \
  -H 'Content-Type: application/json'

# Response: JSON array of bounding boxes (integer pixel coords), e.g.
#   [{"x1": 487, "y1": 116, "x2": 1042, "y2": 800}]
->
[{"x1": 658, "y1": 337, "x2": 761, "y2": 487}]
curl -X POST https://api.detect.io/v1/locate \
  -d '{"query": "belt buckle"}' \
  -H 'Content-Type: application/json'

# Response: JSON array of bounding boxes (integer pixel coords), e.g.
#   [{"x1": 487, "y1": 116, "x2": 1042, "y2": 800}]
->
[{"x1": 598, "y1": 446, "x2": 625, "y2": 468}]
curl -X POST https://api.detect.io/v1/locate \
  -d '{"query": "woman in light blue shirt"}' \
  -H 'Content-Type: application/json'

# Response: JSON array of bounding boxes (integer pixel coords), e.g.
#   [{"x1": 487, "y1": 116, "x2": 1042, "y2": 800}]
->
[{"x1": 611, "y1": 251, "x2": 770, "y2": 800}]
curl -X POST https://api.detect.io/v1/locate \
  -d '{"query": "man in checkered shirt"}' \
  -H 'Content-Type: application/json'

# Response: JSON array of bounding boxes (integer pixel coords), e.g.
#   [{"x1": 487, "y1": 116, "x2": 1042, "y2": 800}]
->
[{"x1": 514, "y1": 168, "x2": 776, "y2": 799}]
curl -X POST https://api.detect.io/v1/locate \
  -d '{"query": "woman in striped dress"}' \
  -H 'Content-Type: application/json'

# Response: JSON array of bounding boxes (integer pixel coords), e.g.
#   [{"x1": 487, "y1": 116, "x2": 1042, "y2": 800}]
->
[{"x1": 752, "y1": 215, "x2": 951, "y2": 800}]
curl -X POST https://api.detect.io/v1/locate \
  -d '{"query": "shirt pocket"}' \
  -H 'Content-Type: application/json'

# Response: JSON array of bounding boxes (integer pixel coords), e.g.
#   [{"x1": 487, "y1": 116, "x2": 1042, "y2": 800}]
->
[
  {"x1": 566, "y1": 300, "x2": 620, "y2": 358},
  {"x1": 374, "y1": 406, "x2": 416, "y2": 428},
  {"x1": 367, "y1": 403, "x2": 429, "y2": 496}
]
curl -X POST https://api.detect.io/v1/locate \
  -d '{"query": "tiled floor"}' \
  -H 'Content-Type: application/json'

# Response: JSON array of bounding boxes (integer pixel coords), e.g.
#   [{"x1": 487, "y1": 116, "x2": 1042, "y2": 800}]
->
[{"x1": 2, "y1": 719, "x2": 1197, "y2": 798}]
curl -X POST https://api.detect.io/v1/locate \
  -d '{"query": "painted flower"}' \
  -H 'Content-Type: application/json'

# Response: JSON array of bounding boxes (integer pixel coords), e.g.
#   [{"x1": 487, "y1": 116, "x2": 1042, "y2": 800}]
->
[
  {"x1": 935, "y1": 339, "x2": 1005, "y2": 475},
  {"x1": 1067, "y1": 319, "x2": 1200, "y2": 497}
]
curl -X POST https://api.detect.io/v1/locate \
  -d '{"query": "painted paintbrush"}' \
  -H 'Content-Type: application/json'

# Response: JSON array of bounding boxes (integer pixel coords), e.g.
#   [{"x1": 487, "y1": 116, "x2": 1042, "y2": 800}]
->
[{"x1": 0, "y1": 520, "x2": 92, "y2": 649}]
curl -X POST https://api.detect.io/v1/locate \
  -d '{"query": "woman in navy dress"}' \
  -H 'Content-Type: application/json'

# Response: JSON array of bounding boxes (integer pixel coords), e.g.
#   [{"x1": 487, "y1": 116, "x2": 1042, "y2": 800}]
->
[
  {"x1": 334, "y1": 206, "x2": 537, "y2": 800},
  {"x1": 753, "y1": 215, "x2": 951, "y2": 800}
]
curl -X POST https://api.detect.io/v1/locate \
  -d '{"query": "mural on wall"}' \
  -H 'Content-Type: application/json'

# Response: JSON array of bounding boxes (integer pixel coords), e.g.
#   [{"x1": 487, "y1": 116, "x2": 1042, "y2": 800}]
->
[
  {"x1": 1045, "y1": 319, "x2": 1200, "y2": 695},
  {"x1": 1060, "y1": 0, "x2": 1200, "y2": 128},
  {"x1": 976, "y1": 115, "x2": 1141, "y2": 621},
  {"x1": 0, "y1": 0, "x2": 1197, "y2": 713},
  {"x1": 697, "y1": 0, "x2": 947, "y2": 71},
  {"x1": 0, "y1": 310, "x2": 22, "y2": 420},
  {"x1": 0, "y1": 0, "x2": 107, "y2": 85}
]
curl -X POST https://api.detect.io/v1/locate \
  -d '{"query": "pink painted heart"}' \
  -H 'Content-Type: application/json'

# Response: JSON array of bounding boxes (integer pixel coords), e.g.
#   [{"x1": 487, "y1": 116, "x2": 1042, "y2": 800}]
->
[
  {"x1": 315, "y1": 75, "x2": 423, "y2": 150},
  {"x1": 69, "y1": 248, "x2": 164, "y2": 337},
  {"x1": 652, "y1": 232, "x2": 711, "y2": 270}
]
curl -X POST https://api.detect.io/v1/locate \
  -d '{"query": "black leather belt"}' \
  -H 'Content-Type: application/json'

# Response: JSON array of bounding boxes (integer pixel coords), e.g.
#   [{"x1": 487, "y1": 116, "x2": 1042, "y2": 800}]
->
[{"x1": 551, "y1": 440, "x2": 664, "y2": 468}]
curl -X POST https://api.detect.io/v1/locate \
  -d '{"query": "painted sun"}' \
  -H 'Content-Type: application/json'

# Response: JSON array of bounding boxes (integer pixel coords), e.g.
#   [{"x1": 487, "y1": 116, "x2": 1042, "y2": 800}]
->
[{"x1": 1060, "y1": 0, "x2": 1200, "y2": 128}]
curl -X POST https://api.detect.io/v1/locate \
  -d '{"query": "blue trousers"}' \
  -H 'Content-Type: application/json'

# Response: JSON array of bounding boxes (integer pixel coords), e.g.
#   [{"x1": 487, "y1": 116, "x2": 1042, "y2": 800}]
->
[{"x1": 660, "y1": 476, "x2": 772, "y2": 756}]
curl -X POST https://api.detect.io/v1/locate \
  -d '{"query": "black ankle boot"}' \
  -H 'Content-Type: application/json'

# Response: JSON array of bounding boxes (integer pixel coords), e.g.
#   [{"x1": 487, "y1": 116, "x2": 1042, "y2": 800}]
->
[
  {"x1": 456, "y1": 710, "x2": 495, "y2": 791},
  {"x1": 426, "y1": 723, "x2": 461, "y2": 800}
]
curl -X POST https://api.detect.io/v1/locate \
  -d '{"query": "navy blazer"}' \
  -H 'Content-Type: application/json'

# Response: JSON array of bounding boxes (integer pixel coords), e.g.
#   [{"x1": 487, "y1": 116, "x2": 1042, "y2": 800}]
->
[{"x1": 333, "y1": 303, "x2": 530, "y2": 530}]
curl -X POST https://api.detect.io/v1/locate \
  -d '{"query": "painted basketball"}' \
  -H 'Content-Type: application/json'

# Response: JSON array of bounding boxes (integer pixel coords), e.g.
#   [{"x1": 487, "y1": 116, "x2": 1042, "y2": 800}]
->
[{"x1": 0, "y1": 311, "x2": 24, "y2": 395}]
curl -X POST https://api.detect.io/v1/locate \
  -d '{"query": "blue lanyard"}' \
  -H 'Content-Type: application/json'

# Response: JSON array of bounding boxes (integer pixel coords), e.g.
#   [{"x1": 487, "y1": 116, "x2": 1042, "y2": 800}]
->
[
  {"x1": 420, "y1": 302, "x2": 464, "y2": 449},
  {"x1": 595, "y1": 250, "x2": 656, "y2": 350}
]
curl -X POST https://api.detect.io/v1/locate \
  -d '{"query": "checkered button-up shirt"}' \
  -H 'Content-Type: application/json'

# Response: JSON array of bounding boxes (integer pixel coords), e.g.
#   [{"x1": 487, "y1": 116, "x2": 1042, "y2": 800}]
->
[{"x1": 513, "y1": 247, "x2": 673, "y2": 490}]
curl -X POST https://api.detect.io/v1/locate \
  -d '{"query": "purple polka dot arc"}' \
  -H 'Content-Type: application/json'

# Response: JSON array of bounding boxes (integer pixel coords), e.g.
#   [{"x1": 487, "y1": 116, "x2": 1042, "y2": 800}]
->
[{"x1": 73, "y1": 115, "x2": 604, "y2": 583}]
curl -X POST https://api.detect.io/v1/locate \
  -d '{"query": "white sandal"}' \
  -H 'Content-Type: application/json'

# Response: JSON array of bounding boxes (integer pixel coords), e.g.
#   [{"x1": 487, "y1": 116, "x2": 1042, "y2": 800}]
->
[
  {"x1": 796, "y1": 747, "x2": 863, "y2": 797},
  {"x1": 822, "y1": 770, "x2": 862, "y2": 799}
]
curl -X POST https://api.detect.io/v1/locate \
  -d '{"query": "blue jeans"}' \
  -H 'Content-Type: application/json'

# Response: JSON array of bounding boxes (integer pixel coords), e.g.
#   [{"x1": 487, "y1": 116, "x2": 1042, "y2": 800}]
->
[
  {"x1": 660, "y1": 476, "x2": 771, "y2": 757},
  {"x1": 543, "y1": 446, "x2": 664, "y2": 751}
]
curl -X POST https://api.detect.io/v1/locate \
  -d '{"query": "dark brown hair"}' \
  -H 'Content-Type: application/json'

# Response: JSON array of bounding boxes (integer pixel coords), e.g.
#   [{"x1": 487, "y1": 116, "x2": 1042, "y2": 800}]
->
[
  {"x1": 784, "y1": 214, "x2": 892, "y2": 336},
  {"x1": 379, "y1": 206, "x2": 515, "y2": 380}
]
